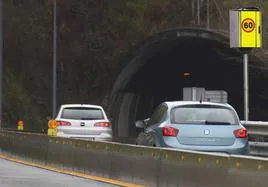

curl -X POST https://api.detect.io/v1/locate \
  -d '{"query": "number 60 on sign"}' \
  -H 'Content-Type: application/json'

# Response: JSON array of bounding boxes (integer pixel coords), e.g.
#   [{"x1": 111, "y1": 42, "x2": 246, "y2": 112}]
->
[{"x1": 241, "y1": 18, "x2": 255, "y2": 33}]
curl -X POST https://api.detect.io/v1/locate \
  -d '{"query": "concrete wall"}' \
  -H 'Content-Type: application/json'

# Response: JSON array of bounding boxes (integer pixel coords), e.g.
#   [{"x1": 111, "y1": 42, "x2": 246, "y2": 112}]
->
[{"x1": 0, "y1": 131, "x2": 268, "y2": 187}]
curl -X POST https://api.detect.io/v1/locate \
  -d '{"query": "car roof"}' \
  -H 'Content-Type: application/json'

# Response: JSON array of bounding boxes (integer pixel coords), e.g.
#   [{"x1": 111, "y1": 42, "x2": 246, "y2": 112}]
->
[
  {"x1": 60, "y1": 104, "x2": 103, "y2": 109},
  {"x1": 164, "y1": 101, "x2": 233, "y2": 109}
]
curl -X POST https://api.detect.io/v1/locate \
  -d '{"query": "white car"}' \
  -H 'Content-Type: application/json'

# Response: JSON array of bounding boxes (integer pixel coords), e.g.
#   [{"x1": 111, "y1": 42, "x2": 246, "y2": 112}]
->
[{"x1": 55, "y1": 104, "x2": 112, "y2": 141}]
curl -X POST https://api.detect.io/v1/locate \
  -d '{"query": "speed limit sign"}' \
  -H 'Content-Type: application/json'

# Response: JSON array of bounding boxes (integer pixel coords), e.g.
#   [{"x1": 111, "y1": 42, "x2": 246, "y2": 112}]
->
[
  {"x1": 229, "y1": 7, "x2": 262, "y2": 48},
  {"x1": 229, "y1": 7, "x2": 262, "y2": 122},
  {"x1": 241, "y1": 18, "x2": 255, "y2": 33}
]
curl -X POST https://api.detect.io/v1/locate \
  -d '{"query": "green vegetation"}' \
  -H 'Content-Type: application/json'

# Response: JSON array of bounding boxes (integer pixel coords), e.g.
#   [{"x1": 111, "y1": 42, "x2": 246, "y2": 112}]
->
[{"x1": 3, "y1": 0, "x2": 268, "y2": 131}]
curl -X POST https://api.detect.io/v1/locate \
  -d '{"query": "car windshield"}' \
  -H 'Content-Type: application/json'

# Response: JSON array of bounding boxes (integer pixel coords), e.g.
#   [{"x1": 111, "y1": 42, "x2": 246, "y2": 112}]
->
[
  {"x1": 61, "y1": 107, "x2": 104, "y2": 120},
  {"x1": 171, "y1": 104, "x2": 239, "y2": 125}
]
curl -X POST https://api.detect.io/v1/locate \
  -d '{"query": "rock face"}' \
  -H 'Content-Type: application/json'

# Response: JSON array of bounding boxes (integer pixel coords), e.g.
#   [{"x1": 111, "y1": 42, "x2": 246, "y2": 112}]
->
[{"x1": 3, "y1": 0, "x2": 268, "y2": 132}]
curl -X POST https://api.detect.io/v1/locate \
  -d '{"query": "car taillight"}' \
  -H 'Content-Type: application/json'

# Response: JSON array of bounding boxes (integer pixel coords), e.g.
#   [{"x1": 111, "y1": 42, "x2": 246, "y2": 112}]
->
[
  {"x1": 162, "y1": 126, "x2": 179, "y2": 136},
  {"x1": 56, "y1": 121, "x2": 71, "y2": 126},
  {"x1": 94, "y1": 122, "x2": 111, "y2": 127},
  {"x1": 233, "y1": 128, "x2": 247, "y2": 138}
]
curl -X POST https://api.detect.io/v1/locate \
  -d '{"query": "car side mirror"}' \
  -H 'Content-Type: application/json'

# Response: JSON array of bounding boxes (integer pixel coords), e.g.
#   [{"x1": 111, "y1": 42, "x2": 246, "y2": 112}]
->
[
  {"x1": 144, "y1": 118, "x2": 150, "y2": 125},
  {"x1": 135, "y1": 120, "x2": 146, "y2": 133}
]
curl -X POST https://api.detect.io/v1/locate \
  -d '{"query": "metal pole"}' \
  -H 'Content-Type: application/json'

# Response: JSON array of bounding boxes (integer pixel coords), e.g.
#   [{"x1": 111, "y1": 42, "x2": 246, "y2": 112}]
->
[
  {"x1": 0, "y1": 0, "x2": 3, "y2": 128},
  {"x1": 192, "y1": 0, "x2": 195, "y2": 24},
  {"x1": 52, "y1": 0, "x2": 57, "y2": 118},
  {"x1": 206, "y1": 0, "x2": 210, "y2": 29},
  {"x1": 197, "y1": 0, "x2": 200, "y2": 25},
  {"x1": 243, "y1": 53, "x2": 249, "y2": 121}
]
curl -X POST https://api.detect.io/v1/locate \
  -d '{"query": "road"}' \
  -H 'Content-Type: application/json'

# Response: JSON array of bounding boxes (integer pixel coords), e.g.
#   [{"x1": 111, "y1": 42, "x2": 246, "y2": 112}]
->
[{"x1": 0, "y1": 158, "x2": 119, "y2": 187}]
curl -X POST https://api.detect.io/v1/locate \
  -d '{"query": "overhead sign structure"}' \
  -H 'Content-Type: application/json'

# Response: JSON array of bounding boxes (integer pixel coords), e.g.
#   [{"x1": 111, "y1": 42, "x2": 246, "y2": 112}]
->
[
  {"x1": 230, "y1": 7, "x2": 262, "y2": 48},
  {"x1": 229, "y1": 7, "x2": 262, "y2": 122}
]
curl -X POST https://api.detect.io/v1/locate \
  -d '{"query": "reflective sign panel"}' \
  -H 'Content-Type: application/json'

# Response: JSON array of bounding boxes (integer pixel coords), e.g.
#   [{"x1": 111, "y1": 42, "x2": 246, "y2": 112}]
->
[{"x1": 230, "y1": 8, "x2": 262, "y2": 48}]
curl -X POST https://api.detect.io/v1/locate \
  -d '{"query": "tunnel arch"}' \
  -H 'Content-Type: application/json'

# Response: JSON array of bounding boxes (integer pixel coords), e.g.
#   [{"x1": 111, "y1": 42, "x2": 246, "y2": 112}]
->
[{"x1": 107, "y1": 27, "x2": 268, "y2": 138}]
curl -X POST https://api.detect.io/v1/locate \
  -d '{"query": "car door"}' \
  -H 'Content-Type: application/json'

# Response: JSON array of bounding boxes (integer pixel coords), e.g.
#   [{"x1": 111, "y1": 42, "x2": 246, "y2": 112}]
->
[{"x1": 142, "y1": 103, "x2": 168, "y2": 146}]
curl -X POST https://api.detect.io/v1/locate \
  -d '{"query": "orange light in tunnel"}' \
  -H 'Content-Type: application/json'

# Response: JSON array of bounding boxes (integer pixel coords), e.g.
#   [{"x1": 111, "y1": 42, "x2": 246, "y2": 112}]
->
[{"x1": 183, "y1": 72, "x2": 191, "y2": 76}]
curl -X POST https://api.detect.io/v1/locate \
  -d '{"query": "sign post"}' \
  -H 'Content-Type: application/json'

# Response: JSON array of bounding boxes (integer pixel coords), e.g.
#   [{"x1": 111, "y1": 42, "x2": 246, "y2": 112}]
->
[
  {"x1": 243, "y1": 53, "x2": 248, "y2": 121},
  {"x1": 229, "y1": 7, "x2": 262, "y2": 121}
]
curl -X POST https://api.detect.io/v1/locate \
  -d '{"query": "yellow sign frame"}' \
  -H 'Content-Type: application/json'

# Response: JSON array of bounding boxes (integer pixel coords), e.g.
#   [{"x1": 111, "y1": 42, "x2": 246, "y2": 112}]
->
[{"x1": 229, "y1": 7, "x2": 262, "y2": 48}]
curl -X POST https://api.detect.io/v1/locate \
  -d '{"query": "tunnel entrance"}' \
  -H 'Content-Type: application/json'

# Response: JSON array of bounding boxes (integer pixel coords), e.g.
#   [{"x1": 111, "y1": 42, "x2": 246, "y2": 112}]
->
[{"x1": 108, "y1": 28, "x2": 268, "y2": 138}]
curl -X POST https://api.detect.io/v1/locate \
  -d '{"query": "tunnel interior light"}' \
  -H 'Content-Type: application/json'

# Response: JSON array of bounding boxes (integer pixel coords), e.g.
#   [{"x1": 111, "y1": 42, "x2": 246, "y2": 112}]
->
[{"x1": 183, "y1": 72, "x2": 191, "y2": 76}]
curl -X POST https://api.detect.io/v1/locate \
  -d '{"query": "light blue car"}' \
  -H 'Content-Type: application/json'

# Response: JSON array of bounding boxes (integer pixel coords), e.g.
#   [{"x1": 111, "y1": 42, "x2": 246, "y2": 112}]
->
[{"x1": 135, "y1": 101, "x2": 248, "y2": 154}]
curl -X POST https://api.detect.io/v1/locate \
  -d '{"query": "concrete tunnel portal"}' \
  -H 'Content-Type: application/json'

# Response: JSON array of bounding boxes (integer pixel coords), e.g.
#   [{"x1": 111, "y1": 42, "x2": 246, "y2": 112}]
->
[{"x1": 107, "y1": 28, "x2": 268, "y2": 138}]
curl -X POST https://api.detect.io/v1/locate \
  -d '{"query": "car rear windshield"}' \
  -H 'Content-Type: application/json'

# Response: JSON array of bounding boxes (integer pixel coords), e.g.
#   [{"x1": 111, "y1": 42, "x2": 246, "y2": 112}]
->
[
  {"x1": 61, "y1": 107, "x2": 104, "y2": 120},
  {"x1": 170, "y1": 104, "x2": 239, "y2": 125}
]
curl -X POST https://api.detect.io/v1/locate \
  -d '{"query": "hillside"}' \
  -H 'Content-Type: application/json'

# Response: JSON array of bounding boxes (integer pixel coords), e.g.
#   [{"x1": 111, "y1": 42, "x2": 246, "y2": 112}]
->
[{"x1": 3, "y1": 0, "x2": 268, "y2": 131}]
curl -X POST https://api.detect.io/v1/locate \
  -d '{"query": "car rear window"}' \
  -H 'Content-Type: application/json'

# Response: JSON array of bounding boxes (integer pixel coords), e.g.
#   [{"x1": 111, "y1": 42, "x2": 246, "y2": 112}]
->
[
  {"x1": 170, "y1": 104, "x2": 239, "y2": 125},
  {"x1": 61, "y1": 107, "x2": 104, "y2": 120}
]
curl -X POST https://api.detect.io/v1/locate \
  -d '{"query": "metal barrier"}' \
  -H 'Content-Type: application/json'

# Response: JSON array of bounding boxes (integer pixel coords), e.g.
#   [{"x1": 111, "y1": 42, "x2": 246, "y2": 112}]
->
[
  {"x1": 0, "y1": 130, "x2": 268, "y2": 187},
  {"x1": 248, "y1": 142, "x2": 268, "y2": 157},
  {"x1": 241, "y1": 121, "x2": 268, "y2": 141},
  {"x1": 240, "y1": 121, "x2": 268, "y2": 156},
  {"x1": 3, "y1": 121, "x2": 268, "y2": 157}
]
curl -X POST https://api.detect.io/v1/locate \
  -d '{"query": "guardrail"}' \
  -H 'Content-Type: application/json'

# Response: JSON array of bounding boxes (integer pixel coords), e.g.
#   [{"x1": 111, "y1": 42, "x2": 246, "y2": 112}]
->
[
  {"x1": 245, "y1": 120, "x2": 268, "y2": 156},
  {"x1": 0, "y1": 130, "x2": 268, "y2": 187},
  {"x1": 249, "y1": 142, "x2": 268, "y2": 157},
  {"x1": 241, "y1": 121, "x2": 268, "y2": 141}
]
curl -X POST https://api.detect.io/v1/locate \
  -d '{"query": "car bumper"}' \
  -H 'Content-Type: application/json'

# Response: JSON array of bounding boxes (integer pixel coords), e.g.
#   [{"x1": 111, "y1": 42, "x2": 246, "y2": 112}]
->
[
  {"x1": 56, "y1": 132, "x2": 113, "y2": 142},
  {"x1": 160, "y1": 137, "x2": 249, "y2": 155}
]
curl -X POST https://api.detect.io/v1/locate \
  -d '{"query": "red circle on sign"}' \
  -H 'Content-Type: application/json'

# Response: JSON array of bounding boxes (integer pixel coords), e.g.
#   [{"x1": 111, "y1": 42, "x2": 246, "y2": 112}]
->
[{"x1": 241, "y1": 18, "x2": 255, "y2": 33}]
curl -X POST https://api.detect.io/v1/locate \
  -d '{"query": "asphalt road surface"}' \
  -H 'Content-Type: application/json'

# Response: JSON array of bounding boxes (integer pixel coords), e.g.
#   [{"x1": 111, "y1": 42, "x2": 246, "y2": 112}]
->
[{"x1": 0, "y1": 158, "x2": 119, "y2": 187}]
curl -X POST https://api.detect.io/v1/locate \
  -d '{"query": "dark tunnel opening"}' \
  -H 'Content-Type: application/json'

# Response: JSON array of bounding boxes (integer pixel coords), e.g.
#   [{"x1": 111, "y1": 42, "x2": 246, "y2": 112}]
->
[{"x1": 108, "y1": 28, "x2": 268, "y2": 138}]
